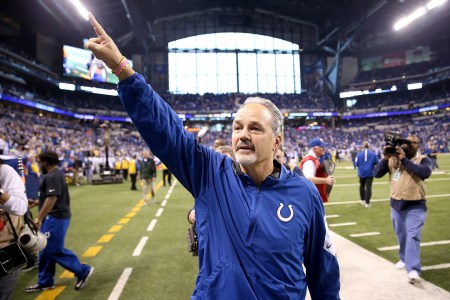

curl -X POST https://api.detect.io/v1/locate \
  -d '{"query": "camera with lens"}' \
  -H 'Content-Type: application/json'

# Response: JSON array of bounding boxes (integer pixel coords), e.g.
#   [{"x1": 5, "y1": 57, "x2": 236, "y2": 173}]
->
[
  {"x1": 18, "y1": 224, "x2": 47, "y2": 253},
  {"x1": 186, "y1": 225, "x2": 198, "y2": 256},
  {"x1": 384, "y1": 131, "x2": 411, "y2": 157}
]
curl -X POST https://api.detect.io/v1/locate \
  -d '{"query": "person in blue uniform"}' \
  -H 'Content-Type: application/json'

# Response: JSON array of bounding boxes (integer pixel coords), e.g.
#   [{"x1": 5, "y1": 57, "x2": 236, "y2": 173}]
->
[{"x1": 84, "y1": 12, "x2": 340, "y2": 299}]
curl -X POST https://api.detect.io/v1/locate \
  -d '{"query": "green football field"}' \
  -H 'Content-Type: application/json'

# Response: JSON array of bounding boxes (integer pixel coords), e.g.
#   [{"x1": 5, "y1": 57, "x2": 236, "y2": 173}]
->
[{"x1": 13, "y1": 154, "x2": 450, "y2": 299}]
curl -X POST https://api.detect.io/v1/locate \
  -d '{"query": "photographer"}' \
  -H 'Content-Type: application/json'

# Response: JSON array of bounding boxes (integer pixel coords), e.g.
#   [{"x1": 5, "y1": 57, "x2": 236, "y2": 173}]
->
[
  {"x1": 374, "y1": 134, "x2": 432, "y2": 284},
  {"x1": 0, "y1": 158, "x2": 28, "y2": 300}
]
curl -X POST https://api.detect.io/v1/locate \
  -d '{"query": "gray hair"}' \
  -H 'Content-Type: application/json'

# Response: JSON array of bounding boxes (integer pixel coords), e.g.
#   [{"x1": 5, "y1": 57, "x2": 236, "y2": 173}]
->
[{"x1": 237, "y1": 97, "x2": 283, "y2": 136}]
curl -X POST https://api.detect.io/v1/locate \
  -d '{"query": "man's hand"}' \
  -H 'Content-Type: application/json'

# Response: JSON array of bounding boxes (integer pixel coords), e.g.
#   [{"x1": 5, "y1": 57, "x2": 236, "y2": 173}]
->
[
  {"x1": 188, "y1": 209, "x2": 196, "y2": 225},
  {"x1": 34, "y1": 217, "x2": 42, "y2": 230},
  {"x1": 381, "y1": 147, "x2": 390, "y2": 160},
  {"x1": 28, "y1": 199, "x2": 39, "y2": 208},
  {"x1": 84, "y1": 13, "x2": 123, "y2": 70},
  {"x1": 325, "y1": 175, "x2": 335, "y2": 186},
  {"x1": 395, "y1": 146, "x2": 406, "y2": 160}
]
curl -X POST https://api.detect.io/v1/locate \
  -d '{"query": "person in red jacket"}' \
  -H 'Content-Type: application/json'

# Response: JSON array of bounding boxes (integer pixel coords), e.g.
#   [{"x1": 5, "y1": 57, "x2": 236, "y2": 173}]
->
[{"x1": 300, "y1": 137, "x2": 335, "y2": 202}]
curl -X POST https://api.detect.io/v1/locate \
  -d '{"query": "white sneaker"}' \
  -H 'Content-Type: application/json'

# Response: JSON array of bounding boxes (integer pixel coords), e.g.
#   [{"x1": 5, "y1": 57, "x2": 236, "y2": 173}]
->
[
  {"x1": 143, "y1": 200, "x2": 148, "y2": 206},
  {"x1": 408, "y1": 270, "x2": 421, "y2": 284},
  {"x1": 360, "y1": 200, "x2": 365, "y2": 206},
  {"x1": 395, "y1": 261, "x2": 406, "y2": 269},
  {"x1": 365, "y1": 203, "x2": 371, "y2": 208}
]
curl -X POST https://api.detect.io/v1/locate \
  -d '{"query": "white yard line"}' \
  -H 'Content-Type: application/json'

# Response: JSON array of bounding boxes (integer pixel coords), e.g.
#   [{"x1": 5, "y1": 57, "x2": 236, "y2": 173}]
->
[
  {"x1": 132, "y1": 236, "x2": 149, "y2": 256},
  {"x1": 326, "y1": 214, "x2": 340, "y2": 218},
  {"x1": 329, "y1": 222, "x2": 357, "y2": 227},
  {"x1": 350, "y1": 232, "x2": 381, "y2": 237},
  {"x1": 333, "y1": 177, "x2": 450, "y2": 188},
  {"x1": 155, "y1": 208, "x2": 164, "y2": 217},
  {"x1": 325, "y1": 193, "x2": 450, "y2": 206},
  {"x1": 147, "y1": 219, "x2": 157, "y2": 232},
  {"x1": 378, "y1": 240, "x2": 450, "y2": 251},
  {"x1": 422, "y1": 263, "x2": 450, "y2": 271},
  {"x1": 108, "y1": 267, "x2": 133, "y2": 300}
]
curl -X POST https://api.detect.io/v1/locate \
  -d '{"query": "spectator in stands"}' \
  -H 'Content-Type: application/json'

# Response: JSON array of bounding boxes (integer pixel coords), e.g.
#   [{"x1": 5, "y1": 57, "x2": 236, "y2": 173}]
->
[
  {"x1": 139, "y1": 150, "x2": 156, "y2": 205},
  {"x1": 25, "y1": 151, "x2": 94, "y2": 293},
  {"x1": 355, "y1": 141, "x2": 379, "y2": 208},
  {"x1": 300, "y1": 137, "x2": 336, "y2": 203},
  {"x1": 0, "y1": 158, "x2": 28, "y2": 300},
  {"x1": 374, "y1": 134, "x2": 432, "y2": 284},
  {"x1": 84, "y1": 13, "x2": 340, "y2": 299}
]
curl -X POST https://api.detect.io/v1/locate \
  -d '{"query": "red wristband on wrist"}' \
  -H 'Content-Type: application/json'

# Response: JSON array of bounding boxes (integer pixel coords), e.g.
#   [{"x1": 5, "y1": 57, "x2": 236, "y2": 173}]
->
[{"x1": 114, "y1": 58, "x2": 129, "y2": 76}]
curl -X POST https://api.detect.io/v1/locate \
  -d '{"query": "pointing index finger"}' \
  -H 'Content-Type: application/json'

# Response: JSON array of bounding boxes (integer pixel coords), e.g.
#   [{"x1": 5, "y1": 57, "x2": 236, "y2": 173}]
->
[{"x1": 88, "y1": 12, "x2": 107, "y2": 37}]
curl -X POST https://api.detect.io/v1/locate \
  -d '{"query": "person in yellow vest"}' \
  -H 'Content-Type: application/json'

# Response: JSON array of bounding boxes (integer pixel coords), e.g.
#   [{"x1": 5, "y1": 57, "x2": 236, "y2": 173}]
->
[
  {"x1": 114, "y1": 158, "x2": 121, "y2": 176},
  {"x1": 121, "y1": 157, "x2": 129, "y2": 180},
  {"x1": 161, "y1": 162, "x2": 172, "y2": 187},
  {"x1": 129, "y1": 155, "x2": 138, "y2": 190}
]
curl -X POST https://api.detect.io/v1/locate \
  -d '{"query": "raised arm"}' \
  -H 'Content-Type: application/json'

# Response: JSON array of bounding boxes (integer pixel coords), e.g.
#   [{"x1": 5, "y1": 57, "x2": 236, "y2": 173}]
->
[{"x1": 84, "y1": 13, "x2": 212, "y2": 197}]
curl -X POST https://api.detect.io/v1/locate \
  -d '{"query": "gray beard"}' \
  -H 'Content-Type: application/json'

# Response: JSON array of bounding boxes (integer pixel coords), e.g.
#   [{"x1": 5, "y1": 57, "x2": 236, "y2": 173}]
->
[{"x1": 236, "y1": 153, "x2": 257, "y2": 166}]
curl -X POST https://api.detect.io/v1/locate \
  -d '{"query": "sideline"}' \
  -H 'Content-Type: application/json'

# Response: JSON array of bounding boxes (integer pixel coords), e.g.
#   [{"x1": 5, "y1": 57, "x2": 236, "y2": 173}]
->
[{"x1": 330, "y1": 231, "x2": 450, "y2": 300}]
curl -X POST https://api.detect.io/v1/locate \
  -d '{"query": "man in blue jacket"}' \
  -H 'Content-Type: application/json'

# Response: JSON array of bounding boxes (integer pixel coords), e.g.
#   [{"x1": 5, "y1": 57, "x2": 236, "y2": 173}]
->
[
  {"x1": 355, "y1": 141, "x2": 379, "y2": 208},
  {"x1": 85, "y1": 13, "x2": 340, "y2": 299}
]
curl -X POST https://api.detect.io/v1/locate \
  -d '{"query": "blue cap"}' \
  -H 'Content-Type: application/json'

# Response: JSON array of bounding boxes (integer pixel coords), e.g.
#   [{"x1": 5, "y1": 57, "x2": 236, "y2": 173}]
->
[{"x1": 309, "y1": 137, "x2": 328, "y2": 148}]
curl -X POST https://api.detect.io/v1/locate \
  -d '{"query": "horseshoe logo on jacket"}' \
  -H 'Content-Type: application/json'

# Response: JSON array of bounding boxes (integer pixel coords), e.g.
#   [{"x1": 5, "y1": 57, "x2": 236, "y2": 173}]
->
[{"x1": 277, "y1": 203, "x2": 294, "y2": 222}]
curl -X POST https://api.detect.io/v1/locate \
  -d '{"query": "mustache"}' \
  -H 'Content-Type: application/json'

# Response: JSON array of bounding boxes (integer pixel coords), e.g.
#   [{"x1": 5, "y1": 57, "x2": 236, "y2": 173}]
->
[{"x1": 236, "y1": 141, "x2": 255, "y2": 151}]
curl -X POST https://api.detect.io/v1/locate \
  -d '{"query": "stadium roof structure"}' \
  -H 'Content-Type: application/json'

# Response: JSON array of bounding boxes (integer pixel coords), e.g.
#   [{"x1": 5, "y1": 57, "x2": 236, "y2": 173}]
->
[{"x1": 3, "y1": 0, "x2": 450, "y2": 56}]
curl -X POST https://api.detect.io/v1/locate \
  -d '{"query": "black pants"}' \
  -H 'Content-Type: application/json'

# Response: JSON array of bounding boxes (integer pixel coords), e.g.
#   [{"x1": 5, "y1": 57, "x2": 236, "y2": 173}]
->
[
  {"x1": 122, "y1": 169, "x2": 128, "y2": 180},
  {"x1": 359, "y1": 177, "x2": 373, "y2": 204},
  {"x1": 130, "y1": 173, "x2": 137, "y2": 190},
  {"x1": 163, "y1": 169, "x2": 172, "y2": 186}
]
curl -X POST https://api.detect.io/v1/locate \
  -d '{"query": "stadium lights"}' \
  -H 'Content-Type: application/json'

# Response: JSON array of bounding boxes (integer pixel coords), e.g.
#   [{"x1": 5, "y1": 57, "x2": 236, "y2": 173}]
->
[
  {"x1": 407, "y1": 82, "x2": 423, "y2": 90},
  {"x1": 339, "y1": 91, "x2": 363, "y2": 98},
  {"x1": 394, "y1": 7, "x2": 427, "y2": 31},
  {"x1": 59, "y1": 82, "x2": 76, "y2": 91},
  {"x1": 80, "y1": 86, "x2": 118, "y2": 96},
  {"x1": 394, "y1": 0, "x2": 447, "y2": 31},
  {"x1": 69, "y1": 0, "x2": 89, "y2": 21},
  {"x1": 427, "y1": 0, "x2": 448, "y2": 10}
]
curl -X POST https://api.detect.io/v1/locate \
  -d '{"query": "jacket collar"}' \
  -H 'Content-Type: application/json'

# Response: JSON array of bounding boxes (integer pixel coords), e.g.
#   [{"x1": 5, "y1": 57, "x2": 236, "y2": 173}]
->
[{"x1": 233, "y1": 159, "x2": 284, "y2": 181}]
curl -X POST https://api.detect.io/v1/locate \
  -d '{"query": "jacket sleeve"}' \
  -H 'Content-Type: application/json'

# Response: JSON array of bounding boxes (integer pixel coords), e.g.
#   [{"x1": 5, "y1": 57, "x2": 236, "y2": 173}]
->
[
  {"x1": 0, "y1": 165, "x2": 28, "y2": 216},
  {"x1": 374, "y1": 158, "x2": 389, "y2": 178},
  {"x1": 117, "y1": 73, "x2": 211, "y2": 197},
  {"x1": 400, "y1": 156, "x2": 432, "y2": 180},
  {"x1": 304, "y1": 189, "x2": 340, "y2": 299}
]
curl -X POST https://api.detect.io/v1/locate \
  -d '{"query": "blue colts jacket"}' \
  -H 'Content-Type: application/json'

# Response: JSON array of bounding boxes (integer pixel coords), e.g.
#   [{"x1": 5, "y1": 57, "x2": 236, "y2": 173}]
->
[{"x1": 118, "y1": 73, "x2": 340, "y2": 299}]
